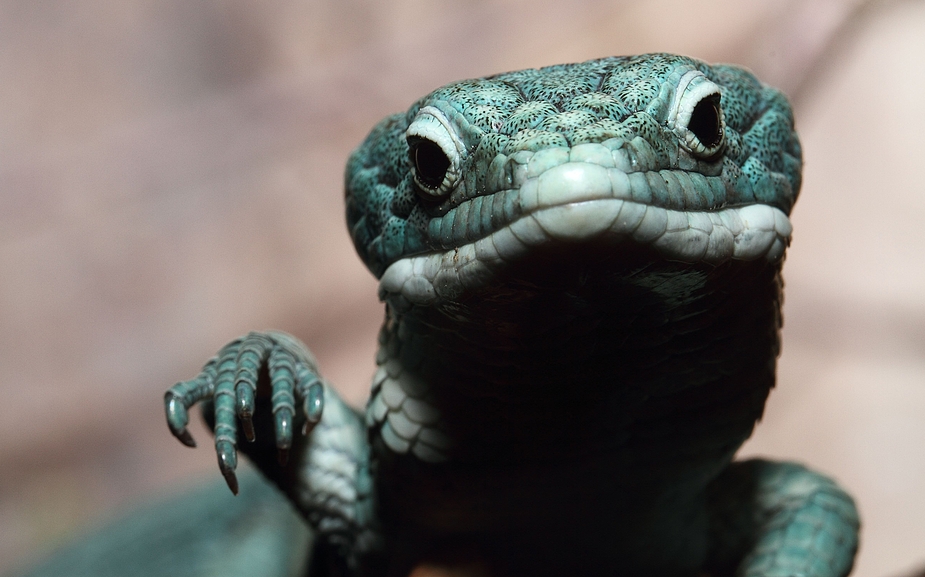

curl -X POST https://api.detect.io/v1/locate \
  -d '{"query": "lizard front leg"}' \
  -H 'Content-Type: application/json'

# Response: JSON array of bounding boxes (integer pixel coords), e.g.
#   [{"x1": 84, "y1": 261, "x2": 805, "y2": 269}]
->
[
  {"x1": 164, "y1": 331, "x2": 383, "y2": 574},
  {"x1": 706, "y1": 459, "x2": 860, "y2": 577}
]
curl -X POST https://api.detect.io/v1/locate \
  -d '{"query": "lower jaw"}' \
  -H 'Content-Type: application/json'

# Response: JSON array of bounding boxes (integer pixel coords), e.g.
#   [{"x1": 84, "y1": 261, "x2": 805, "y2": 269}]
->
[{"x1": 379, "y1": 200, "x2": 791, "y2": 308}]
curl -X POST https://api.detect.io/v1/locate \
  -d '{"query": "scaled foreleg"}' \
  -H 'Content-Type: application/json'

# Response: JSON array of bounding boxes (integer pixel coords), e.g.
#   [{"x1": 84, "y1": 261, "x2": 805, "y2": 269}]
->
[{"x1": 707, "y1": 459, "x2": 859, "y2": 577}]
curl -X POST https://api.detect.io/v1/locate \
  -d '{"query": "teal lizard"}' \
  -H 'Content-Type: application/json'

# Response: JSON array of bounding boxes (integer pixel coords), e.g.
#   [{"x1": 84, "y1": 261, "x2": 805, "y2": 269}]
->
[
  {"x1": 159, "y1": 53, "x2": 860, "y2": 577},
  {"x1": 8, "y1": 51, "x2": 863, "y2": 577},
  {"x1": 0, "y1": 52, "x2": 818, "y2": 577}
]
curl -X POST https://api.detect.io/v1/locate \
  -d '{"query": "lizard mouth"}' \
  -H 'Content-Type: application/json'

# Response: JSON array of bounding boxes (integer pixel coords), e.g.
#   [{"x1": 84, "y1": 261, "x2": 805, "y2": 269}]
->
[{"x1": 378, "y1": 161, "x2": 792, "y2": 307}]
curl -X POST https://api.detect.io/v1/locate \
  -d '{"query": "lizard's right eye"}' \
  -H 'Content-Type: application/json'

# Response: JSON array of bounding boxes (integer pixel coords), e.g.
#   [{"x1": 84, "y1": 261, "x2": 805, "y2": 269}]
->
[
  {"x1": 405, "y1": 106, "x2": 464, "y2": 197},
  {"x1": 409, "y1": 138, "x2": 451, "y2": 190},
  {"x1": 667, "y1": 71, "x2": 726, "y2": 160},
  {"x1": 686, "y1": 94, "x2": 722, "y2": 150}
]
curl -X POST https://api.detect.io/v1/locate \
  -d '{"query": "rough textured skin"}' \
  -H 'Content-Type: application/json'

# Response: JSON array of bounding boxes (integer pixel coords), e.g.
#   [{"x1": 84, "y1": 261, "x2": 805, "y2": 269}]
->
[{"x1": 159, "y1": 54, "x2": 858, "y2": 577}]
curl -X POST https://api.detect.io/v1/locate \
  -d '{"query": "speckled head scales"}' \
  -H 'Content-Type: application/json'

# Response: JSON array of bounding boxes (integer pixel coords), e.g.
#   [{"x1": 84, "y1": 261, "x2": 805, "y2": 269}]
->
[{"x1": 345, "y1": 54, "x2": 801, "y2": 283}]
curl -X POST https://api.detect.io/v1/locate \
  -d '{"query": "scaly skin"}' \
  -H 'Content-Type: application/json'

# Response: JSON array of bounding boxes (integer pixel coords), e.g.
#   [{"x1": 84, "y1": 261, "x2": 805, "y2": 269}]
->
[{"x1": 163, "y1": 54, "x2": 859, "y2": 577}]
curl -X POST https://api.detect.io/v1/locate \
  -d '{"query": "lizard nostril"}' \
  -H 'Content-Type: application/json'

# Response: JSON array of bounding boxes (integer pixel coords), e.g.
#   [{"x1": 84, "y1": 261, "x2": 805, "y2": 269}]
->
[{"x1": 410, "y1": 138, "x2": 451, "y2": 191}]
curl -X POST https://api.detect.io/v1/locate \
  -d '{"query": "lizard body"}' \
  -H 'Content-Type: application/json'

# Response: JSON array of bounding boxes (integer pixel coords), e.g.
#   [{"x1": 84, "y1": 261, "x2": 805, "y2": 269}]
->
[{"x1": 163, "y1": 54, "x2": 859, "y2": 577}]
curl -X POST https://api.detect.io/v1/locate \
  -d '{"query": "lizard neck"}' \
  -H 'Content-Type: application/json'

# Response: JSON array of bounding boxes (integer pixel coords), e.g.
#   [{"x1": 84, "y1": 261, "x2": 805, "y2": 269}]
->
[{"x1": 380, "y1": 246, "x2": 783, "y2": 468}]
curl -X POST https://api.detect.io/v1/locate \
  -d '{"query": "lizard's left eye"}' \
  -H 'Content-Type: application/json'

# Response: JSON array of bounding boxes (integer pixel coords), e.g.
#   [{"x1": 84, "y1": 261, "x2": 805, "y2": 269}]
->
[{"x1": 405, "y1": 106, "x2": 464, "y2": 197}]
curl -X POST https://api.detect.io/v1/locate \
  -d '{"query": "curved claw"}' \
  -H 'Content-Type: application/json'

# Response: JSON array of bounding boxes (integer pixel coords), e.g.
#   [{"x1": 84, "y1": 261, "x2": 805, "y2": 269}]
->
[
  {"x1": 164, "y1": 394, "x2": 196, "y2": 447},
  {"x1": 216, "y1": 439, "x2": 239, "y2": 494},
  {"x1": 164, "y1": 371, "x2": 216, "y2": 447},
  {"x1": 213, "y1": 388, "x2": 240, "y2": 495}
]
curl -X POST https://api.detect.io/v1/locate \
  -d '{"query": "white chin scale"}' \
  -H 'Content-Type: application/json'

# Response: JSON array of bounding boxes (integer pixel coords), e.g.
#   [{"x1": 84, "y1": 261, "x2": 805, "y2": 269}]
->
[{"x1": 379, "y1": 199, "x2": 792, "y2": 306}]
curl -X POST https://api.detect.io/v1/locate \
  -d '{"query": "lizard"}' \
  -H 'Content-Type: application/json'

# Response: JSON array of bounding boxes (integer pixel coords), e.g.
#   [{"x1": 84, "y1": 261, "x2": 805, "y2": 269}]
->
[{"x1": 164, "y1": 53, "x2": 860, "y2": 577}]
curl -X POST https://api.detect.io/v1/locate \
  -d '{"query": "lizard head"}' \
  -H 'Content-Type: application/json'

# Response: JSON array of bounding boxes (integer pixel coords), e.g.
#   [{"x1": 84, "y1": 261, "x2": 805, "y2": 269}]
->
[{"x1": 345, "y1": 54, "x2": 801, "y2": 307}]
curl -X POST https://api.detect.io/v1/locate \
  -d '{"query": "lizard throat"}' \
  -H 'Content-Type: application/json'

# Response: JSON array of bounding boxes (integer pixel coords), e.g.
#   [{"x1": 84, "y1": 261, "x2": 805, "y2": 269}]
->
[{"x1": 377, "y1": 248, "x2": 783, "y2": 466}]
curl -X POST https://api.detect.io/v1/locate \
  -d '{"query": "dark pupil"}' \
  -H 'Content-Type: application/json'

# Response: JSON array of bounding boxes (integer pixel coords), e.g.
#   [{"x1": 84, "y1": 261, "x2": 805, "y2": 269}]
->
[
  {"x1": 687, "y1": 95, "x2": 722, "y2": 148},
  {"x1": 411, "y1": 139, "x2": 450, "y2": 189}
]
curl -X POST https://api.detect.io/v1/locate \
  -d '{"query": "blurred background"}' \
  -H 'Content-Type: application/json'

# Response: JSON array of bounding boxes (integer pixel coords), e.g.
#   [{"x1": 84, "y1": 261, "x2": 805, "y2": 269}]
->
[{"x1": 1, "y1": 0, "x2": 923, "y2": 575}]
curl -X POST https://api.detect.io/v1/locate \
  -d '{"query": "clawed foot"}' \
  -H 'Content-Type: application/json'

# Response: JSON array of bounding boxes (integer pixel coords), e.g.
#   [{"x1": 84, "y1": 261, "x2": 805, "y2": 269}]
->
[{"x1": 165, "y1": 331, "x2": 325, "y2": 494}]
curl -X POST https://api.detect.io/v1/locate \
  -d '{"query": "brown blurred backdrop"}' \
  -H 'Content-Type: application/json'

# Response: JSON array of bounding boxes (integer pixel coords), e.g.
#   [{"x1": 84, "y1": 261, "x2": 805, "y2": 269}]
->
[{"x1": 1, "y1": 0, "x2": 924, "y2": 575}]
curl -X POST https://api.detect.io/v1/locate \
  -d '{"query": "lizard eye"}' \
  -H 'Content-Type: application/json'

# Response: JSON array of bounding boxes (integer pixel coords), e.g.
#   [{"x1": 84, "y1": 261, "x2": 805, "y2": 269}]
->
[
  {"x1": 406, "y1": 106, "x2": 464, "y2": 197},
  {"x1": 668, "y1": 71, "x2": 726, "y2": 160},
  {"x1": 409, "y1": 137, "x2": 451, "y2": 190},
  {"x1": 686, "y1": 94, "x2": 722, "y2": 149}
]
